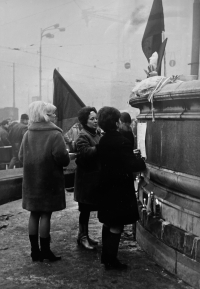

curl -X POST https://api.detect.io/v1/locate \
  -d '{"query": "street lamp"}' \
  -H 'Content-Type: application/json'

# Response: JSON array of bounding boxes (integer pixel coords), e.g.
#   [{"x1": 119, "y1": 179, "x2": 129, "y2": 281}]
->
[{"x1": 39, "y1": 24, "x2": 65, "y2": 100}]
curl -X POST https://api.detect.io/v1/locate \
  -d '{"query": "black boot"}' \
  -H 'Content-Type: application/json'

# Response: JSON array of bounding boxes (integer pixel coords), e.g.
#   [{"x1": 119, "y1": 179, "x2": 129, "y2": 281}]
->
[
  {"x1": 29, "y1": 235, "x2": 41, "y2": 262},
  {"x1": 103, "y1": 232, "x2": 128, "y2": 270},
  {"x1": 101, "y1": 225, "x2": 110, "y2": 264},
  {"x1": 40, "y1": 236, "x2": 61, "y2": 262}
]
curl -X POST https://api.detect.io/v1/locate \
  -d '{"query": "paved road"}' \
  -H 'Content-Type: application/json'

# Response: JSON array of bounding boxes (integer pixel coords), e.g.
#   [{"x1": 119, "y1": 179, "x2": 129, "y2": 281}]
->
[{"x1": 0, "y1": 192, "x2": 193, "y2": 289}]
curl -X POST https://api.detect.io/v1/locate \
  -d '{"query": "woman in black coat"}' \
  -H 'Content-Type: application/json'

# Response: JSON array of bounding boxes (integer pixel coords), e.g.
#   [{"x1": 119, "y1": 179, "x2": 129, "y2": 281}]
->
[
  {"x1": 74, "y1": 106, "x2": 101, "y2": 250},
  {"x1": 19, "y1": 101, "x2": 70, "y2": 262},
  {"x1": 97, "y1": 106, "x2": 146, "y2": 270}
]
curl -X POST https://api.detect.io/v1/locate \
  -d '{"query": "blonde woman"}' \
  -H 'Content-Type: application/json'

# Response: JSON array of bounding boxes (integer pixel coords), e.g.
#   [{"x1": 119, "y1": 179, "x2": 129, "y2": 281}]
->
[{"x1": 19, "y1": 101, "x2": 70, "y2": 262}]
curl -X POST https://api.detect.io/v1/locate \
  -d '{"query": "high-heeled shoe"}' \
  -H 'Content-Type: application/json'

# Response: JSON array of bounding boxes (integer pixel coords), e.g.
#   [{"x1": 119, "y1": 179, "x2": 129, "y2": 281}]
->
[
  {"x1": 77, "y1": 236, "x2": 95, "y2": 250},
  {"x1": 88, "y1": 236, "x2": 98, "y2": 246}
]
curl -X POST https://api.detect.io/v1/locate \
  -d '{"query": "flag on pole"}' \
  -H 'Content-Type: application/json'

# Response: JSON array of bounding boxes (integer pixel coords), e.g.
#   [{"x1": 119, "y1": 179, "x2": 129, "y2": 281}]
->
[
  {"x1": 156, "y1": 37, "x2": 167, "y2": 75},
  {"x1": 142, "y1": 0, "x2": 165, "y2": 62},
  {"x1": 53, "y1": 69, "x2": 85, "y2": 133}
]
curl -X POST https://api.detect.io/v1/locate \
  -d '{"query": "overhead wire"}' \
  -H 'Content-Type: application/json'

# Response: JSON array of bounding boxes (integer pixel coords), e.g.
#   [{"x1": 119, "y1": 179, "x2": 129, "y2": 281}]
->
[
  {"x1": 0, "y1": 1, "x2": 131, "y2": 85},
  {"x1": 0, "y1": 1, "x2": 74, "y2": 27},
  {"x1": 0, "y1": 44, "x2": 116, "y2": 73},
  {"x1": 0, "y1": 58, "x2": 131, "y2": 85}
]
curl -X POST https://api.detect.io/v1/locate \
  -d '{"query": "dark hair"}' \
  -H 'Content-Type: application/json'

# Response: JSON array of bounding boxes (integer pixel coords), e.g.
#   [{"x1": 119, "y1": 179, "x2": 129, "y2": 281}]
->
[
  {"x1": 1, "y1": 119, "x2": 9, "y2": 126},
  {"x1": 21, "y1": 114, "x2": 29, "y2": 120},
  {"x1": 97, "y1": 106, "x2": 121, "y2": 132},
  {"x1": 78, "y1": 106, "x2": 97, "y2": 126},
  {"x1": 120, "y1": 112, "x2": 131, "y2": 124}
]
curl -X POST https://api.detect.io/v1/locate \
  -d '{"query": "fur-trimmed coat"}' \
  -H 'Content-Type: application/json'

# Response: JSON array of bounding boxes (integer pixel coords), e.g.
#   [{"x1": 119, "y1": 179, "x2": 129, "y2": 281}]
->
[
  {"x1": 19, "y1": 121, "x2": 70, "y2": 212},
  {"x1": 74, "y1": 128, "x2": 101, "y2": 206}
]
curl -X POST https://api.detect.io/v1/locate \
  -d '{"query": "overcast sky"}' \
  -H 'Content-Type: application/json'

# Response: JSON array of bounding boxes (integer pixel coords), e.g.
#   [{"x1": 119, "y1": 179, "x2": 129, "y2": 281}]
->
[{"x1": 0, "y1": 0, "x2": 194, "y2": 119}]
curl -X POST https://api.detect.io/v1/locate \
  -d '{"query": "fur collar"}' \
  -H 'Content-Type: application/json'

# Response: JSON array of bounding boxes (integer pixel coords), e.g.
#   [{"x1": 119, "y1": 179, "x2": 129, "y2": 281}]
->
[{"x1": 28, "y1": 121, "x2": 63, "y2": 133}]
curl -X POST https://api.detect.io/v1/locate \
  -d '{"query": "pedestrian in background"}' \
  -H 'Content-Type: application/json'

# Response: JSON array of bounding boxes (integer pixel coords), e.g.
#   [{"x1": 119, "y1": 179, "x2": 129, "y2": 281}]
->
[
  {"x1": 19, "y1": 101, "x2": 70, "y2": 262},
  {"x1": 0, "y1": 119, "x2": 10, "y2": 147},
  {"x1": 74, "y1": 106, "x2": 101, "y2": 250},
  {"x1": 97, "y1": 106, "x2": 146, "y2": 270},
  {"x1": 8, "y1": 114, "x2": 29, "y2": 169},
  {"x1": 119, "y1": 112, "x2": 135, "y2": 149},
  {"x1": 131, "y1": 119, "x2": 138, "y2": 150},
  {"x1": 119, "y1": 112, "x2": 138, "y2": 240},
  {"x1": 64, "y1": 122, "x2": 82, "y2": 152}
]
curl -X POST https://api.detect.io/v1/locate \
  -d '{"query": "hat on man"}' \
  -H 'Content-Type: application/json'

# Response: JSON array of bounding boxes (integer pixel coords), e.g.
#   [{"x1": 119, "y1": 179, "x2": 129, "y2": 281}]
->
[{"x1": 20, "y1": 114, "x2": 29, "y2": 120}]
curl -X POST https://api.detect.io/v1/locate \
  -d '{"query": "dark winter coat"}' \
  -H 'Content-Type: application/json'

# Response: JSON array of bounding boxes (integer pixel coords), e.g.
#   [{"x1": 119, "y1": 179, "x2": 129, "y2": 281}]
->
[
  {"x1": 9, "y1": 122, "x2": 28, "y2": 158},
  {"x1": 19, "y1": 121, "x2": 70, "y2": 212},
  {"x1": 74, "y1": 128, "x2": 101, "y2": 206},
  {"x1": 119, "y1": 129, "x2": 135, "y2": 149},
  {"x1": 97, "y1": 130, "x2": 146, "y2": 225},
  {"x1": 0, "y1": 126, "x2": 10, "y2": 147}
]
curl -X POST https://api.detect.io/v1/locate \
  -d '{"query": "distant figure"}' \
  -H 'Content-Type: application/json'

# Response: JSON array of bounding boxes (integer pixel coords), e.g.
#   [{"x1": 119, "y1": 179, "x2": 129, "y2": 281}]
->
[
  {"x1": 8, "y1": 114, "x2": 29, "y2": 169},
  {"x1": 46, "y1": 105, "x2": 57, "y2": 124},
  {"x1": 131, "y1": 119, "x2": 138, "y2": 149},
  {"x1": 119, "y1": 113, "x2": 138, "y2": 240},
  {"x1": 119, "y1": 112, "x2": 134, "y2": 149},
  {"x1": 5, "y1": 118, "x2": 12, "y2": 127},
  {"x1": 8, "y1": 121, "x2": 18, "y2": 132},
  {"x1": 0, "y1": 120, "x2": 10, "y2": 147},
  {"x1": 64, "y1": 122, "x2": 82, "y2": 152}
]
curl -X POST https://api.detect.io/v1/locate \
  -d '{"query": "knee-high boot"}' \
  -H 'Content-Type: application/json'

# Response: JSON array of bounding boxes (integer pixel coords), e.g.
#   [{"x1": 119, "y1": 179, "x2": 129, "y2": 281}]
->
[
  {"x1": 101, "y1": 225, "x2": 110, "y2": 264},
  {"x1": 103, "y1": 232, "x2": 127, "y2": 270},
  {"x1": 29, "y1": 235, "x2": 41, "y2": 261},
  {"x1": 40, "y1": 236, "x2": 61, "y2": 262}
]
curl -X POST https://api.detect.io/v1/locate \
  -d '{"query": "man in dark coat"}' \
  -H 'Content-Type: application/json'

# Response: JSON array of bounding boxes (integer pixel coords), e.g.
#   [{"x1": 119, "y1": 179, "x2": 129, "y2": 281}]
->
[
  {"x1": 8, "y1": 114, "x2": 29, "y2": 168},
  {"x1": 0, "y1": 120, "x2": 10, "y2": 147},
  {"x1": 0, "y1": 119, "x2": 11, "y2": 169}
]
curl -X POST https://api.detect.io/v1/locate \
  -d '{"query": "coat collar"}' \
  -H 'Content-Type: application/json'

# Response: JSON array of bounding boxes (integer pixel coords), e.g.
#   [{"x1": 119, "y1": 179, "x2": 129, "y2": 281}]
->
[
  {"x1": 104, "y1": 130, "x2": 120, "y2": 136},
  {"x1": 82, "y1": 127, "x2": 101, "y2": 137},
  {"x1": 28, "y1": 121, "x2": 63, "y2": 133}
]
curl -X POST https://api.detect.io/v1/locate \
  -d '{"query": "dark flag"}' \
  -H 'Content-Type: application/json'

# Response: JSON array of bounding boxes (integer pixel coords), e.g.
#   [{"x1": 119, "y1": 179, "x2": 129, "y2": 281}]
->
[
  {"x1": 156, "y1": 37, "x2": 167, "y2": 75},
  {"x1": 142, "y1": 0, "x2": 165, "y2": 62},
  {"x1": 53, "y1": 69, "x2": 85, "y2": 133}
]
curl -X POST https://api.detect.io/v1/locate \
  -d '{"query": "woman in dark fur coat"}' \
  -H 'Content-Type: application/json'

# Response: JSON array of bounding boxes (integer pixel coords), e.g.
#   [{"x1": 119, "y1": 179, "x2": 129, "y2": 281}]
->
[
  {"x1": 19, "y1": 101, "x2": 70, "y2": 262},
  {"x1": 97, "y1": 106, "x2": 146, "y2": 270},
  {"x1": 74, "y1": 106, "x2": 101, "y2": 250}
]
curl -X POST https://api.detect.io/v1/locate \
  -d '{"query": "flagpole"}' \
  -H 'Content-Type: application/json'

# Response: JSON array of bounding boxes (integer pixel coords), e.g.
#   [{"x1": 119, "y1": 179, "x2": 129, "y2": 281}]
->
[{"x1": 162, "y1": 32, "x2": 167, "y2": 76}]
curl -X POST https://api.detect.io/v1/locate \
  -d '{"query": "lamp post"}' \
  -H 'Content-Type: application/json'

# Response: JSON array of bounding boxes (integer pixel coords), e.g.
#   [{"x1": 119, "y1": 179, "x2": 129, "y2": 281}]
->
[{"x1": 39, "y1": 23, "x2": 65, "y2": 100}]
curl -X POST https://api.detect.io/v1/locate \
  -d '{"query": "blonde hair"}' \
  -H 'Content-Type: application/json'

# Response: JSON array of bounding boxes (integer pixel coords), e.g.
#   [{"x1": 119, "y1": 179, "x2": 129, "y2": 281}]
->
[{"x1": 29, "y1": 101, "x2": 56, "y2": 124}]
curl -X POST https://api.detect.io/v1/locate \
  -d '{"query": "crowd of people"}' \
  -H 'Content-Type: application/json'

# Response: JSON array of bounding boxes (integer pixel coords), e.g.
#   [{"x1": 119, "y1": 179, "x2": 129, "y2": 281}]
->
[{"x1": 1, "y1": 100, "x2": 146, "y2": 271}]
